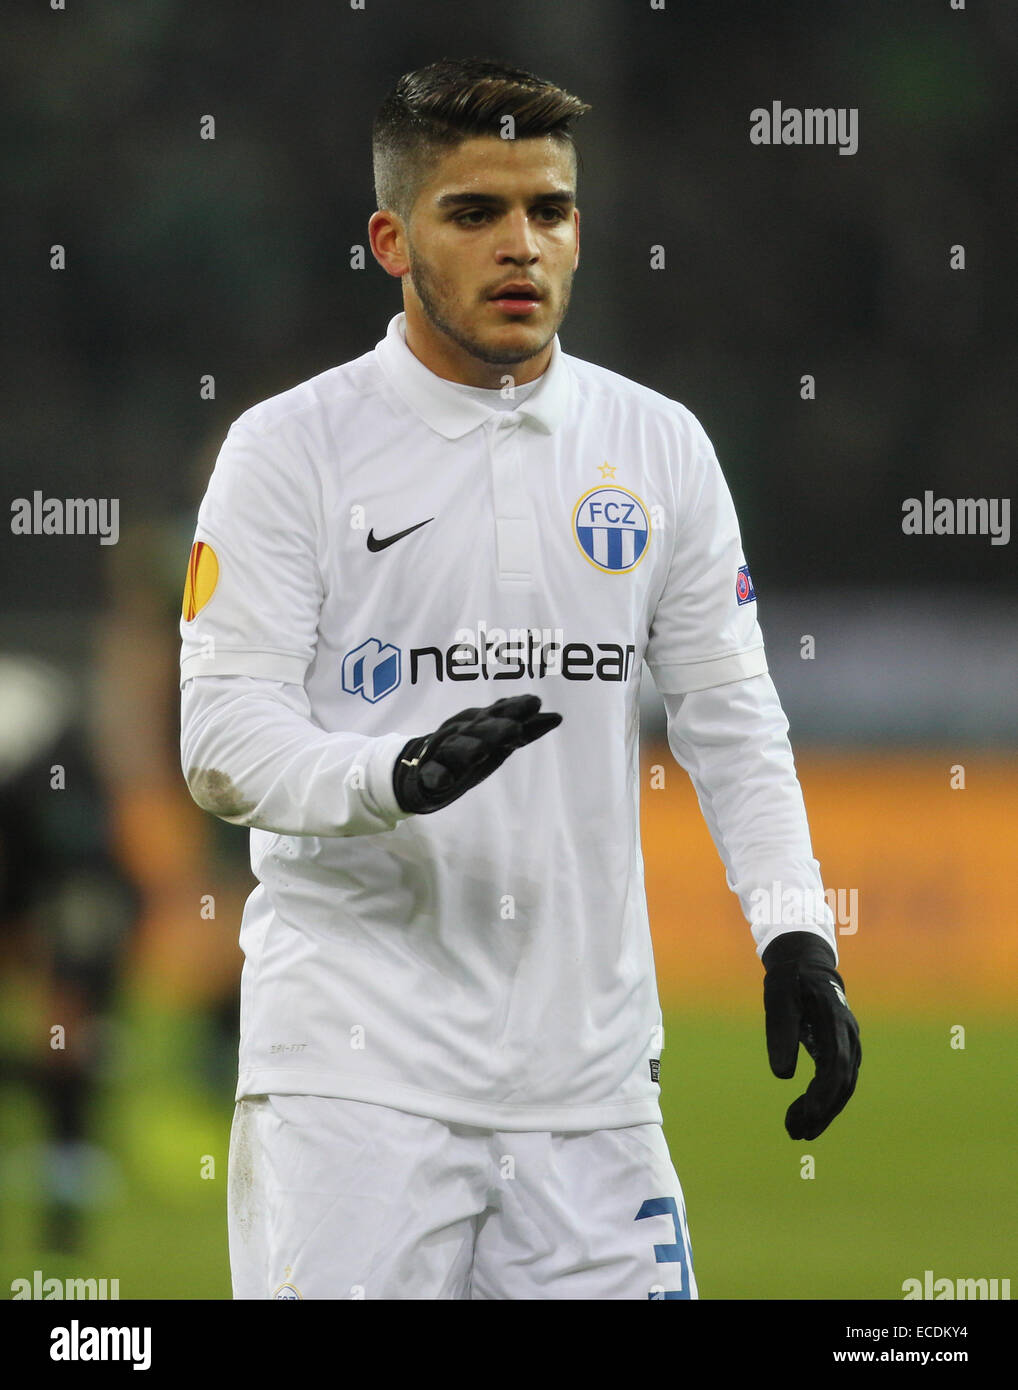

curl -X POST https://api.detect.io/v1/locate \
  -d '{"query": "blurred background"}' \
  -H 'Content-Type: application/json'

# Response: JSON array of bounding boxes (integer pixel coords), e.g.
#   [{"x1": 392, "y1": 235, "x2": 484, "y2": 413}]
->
[{"x1": 1, "y1": 0, "x2": 1015, "y2": 1299}]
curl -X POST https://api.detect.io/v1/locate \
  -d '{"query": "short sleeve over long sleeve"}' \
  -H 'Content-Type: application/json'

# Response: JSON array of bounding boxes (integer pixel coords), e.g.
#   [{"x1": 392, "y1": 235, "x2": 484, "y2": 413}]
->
[
  {"x1": 645, "y1": 420, "x2": 768, "y2": 695},
  {"x1": 179, "y1": 422, "x2": 323, "y2": 686}
]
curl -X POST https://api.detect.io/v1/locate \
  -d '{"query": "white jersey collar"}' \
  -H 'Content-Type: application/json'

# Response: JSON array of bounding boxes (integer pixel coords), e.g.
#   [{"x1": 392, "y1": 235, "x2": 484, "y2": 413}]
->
[{"x1": 375, "y1": 312, "x2": 571, "y2": 439}]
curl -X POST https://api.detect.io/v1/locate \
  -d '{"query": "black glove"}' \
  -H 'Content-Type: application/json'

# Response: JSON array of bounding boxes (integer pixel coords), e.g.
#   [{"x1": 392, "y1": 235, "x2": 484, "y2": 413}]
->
[
  {"x1": 762, "y1": 930, "x2": 861, "y2": 1140},
  {"x1": 392, "y1": 694, "x2": 562, "y2": 815}
]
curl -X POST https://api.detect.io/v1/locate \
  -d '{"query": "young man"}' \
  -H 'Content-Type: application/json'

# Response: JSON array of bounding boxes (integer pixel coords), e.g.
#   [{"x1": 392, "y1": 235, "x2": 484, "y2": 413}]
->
[{"x1": 179, "y1": 58, "x2": 860, "y2": 1301}]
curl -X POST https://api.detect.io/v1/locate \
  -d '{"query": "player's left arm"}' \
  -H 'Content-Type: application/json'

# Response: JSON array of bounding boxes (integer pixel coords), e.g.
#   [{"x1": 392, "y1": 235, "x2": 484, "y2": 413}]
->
[
  {"x1": 661, "y1": 678, "x2": 861, "y2": 1140},
  {"x1": 645, "y1": 412, "x2": 860, "y2": 1139}
]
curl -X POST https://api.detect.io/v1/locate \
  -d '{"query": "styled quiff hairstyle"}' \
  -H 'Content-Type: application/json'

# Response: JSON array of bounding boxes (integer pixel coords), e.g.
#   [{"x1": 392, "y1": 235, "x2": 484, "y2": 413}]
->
[{"x1": 373, "y1": 57, "x2": 590, "y2": 223}]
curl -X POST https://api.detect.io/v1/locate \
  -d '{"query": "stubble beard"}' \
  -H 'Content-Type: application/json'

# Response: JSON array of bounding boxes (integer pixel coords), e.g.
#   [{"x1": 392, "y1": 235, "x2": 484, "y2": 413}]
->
[{"x1": 406, "y1": 236, "x2": 572, "y2": 368}]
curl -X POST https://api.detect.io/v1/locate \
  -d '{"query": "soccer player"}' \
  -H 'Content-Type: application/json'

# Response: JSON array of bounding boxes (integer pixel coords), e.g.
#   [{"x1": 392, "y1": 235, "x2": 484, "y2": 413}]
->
[{"x1": 179, "y1": 58, "x2": 860, "y2": 1300}]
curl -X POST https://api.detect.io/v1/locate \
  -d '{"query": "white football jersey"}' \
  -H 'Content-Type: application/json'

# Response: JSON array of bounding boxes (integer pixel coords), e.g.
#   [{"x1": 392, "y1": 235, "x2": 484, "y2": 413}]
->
[{"x1": 179, "y1": 312, "x2": 830, "y2": 1131}]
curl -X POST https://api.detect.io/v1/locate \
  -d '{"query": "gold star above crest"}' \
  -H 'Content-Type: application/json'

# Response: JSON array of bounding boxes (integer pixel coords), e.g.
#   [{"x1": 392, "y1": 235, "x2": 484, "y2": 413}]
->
[{"x1": 598, "y1": 461, "x2": 617, "y2": 480}]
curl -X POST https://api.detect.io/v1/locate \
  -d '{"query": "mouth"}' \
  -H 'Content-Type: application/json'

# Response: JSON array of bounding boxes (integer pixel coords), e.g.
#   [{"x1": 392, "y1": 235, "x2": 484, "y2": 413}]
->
[{"x1": 488, "y1": 284, "x2": 544, "y2": 316}]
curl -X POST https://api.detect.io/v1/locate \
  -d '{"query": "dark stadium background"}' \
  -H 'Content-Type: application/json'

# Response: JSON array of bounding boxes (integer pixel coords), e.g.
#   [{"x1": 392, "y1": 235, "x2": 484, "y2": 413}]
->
[{"x1": 1, "y1": 0, "x2": 1014, "y2": 1301}]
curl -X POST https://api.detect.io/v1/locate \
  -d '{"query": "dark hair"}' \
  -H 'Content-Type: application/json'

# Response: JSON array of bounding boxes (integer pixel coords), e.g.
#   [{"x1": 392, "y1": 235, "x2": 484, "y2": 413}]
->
[{"x1": 373, "y1": 57, "x2": 590, "y2": 221}]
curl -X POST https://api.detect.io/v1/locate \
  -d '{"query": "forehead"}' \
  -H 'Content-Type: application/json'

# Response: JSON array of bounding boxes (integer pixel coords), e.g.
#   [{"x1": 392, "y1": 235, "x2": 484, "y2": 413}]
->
[{"x1": 417, "y1": 135, "x2": 576, "y2": 202}]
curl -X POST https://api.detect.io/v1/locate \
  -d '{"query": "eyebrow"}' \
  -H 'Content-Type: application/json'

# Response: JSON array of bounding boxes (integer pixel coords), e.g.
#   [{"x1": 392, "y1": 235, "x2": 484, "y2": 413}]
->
[{"x1": 435, "y1": 189, "x2": 575, "y2": 210}]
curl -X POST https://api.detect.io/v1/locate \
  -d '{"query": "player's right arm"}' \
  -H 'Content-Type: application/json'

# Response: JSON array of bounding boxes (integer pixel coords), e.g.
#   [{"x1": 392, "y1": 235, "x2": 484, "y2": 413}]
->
[
  {"x1": 181, "y1": 675, "x2": 560, "y2": 835},
  {"x1": 178, "y1": 417, "x2": 414, "y2": 836},
  {"x1": 179, "y1": 419, "x2": 559, "y2": 836},
  {"x1": 180, "y1": 673, "x2": 412, "y2": 835}
]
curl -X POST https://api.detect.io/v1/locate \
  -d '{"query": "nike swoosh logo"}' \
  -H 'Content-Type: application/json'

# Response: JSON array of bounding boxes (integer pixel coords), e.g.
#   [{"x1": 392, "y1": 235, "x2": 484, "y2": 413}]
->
[{"x1": 366, "y1": 517, "x2": 435, "y2": 552}]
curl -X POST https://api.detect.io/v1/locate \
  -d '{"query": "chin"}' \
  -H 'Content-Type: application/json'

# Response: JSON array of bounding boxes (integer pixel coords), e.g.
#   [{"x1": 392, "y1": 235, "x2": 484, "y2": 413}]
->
[{"x1": 487, "y1": 321, "x2": 545, "y2": 346}]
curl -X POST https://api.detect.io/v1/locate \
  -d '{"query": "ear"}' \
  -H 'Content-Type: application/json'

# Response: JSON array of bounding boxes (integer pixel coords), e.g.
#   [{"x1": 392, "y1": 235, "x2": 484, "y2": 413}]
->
[
  {"x1": 369, "y1": 209, "x2": 409, "y2": 278},
  {"x1": 573, "y1": 207, "x2": 580, "y2": 271}
]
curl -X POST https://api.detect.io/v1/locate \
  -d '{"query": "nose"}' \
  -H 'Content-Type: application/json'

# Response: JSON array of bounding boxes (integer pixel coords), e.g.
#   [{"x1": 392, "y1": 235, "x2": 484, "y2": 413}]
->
[{"x1": 496, "y1": 209, "x2": 540, "y2": 264}]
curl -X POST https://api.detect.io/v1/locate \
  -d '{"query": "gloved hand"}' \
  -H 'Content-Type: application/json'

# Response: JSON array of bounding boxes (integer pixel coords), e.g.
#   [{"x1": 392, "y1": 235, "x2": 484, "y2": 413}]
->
[
  {"x1": 392, "y1": 694, "x2": 562, "y2": 815},
  {"x1": 762, "y1": 930, "x2": 861, "y2": 1140}
]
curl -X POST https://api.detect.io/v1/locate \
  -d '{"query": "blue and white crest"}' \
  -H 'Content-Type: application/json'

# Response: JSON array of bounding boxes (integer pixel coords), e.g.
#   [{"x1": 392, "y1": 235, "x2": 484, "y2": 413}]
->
[{"x1": 573, "y1": 487, "x2": 651, "y2": 573}]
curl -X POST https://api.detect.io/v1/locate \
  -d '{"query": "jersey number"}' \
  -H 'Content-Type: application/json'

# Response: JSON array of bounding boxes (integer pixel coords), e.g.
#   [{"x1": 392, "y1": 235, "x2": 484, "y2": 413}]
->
[{"x1": 635, "y1": 1196, "x2": 693, "y2": 1300}]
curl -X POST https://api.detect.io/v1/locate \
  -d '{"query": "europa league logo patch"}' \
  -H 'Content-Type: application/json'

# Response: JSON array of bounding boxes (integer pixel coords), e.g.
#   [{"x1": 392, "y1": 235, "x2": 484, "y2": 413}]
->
[{"x1": 182, "y1": 541, "x2": 219, "y2": 620}]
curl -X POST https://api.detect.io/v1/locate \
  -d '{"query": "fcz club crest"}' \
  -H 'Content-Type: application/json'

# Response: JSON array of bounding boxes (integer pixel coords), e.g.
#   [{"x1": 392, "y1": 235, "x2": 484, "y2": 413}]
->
[{"x1": 573, "y1": 486, "x2": 651, "y2": 573}]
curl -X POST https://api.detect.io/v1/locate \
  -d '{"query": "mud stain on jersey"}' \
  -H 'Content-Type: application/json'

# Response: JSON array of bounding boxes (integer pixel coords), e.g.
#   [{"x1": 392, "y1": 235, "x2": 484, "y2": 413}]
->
[{"x1": 187, "y1": 767, "x2": 256, "y2": 819}]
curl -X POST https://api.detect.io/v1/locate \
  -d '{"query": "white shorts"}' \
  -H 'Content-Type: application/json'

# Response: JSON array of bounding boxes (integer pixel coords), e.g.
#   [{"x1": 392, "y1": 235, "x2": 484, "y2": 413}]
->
[{"x1": 228, "y1": 1094, "x2": 697, "y2": 1300}]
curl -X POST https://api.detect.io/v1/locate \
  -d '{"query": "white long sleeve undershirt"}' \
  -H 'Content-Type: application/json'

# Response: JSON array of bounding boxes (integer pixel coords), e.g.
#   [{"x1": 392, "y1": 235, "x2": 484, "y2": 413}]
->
[
  {"x1": 661, "y1": 674, "x2": 837, "y2": 961},
  {"x1": 180, "y1": 674, "x2": 412, "y2": 838}
]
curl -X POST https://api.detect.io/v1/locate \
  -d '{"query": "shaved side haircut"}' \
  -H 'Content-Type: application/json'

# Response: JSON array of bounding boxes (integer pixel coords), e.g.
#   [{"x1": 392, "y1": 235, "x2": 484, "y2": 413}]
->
[{"x1": 373, "y1": 57, "x2": 591, "y2": 223}]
